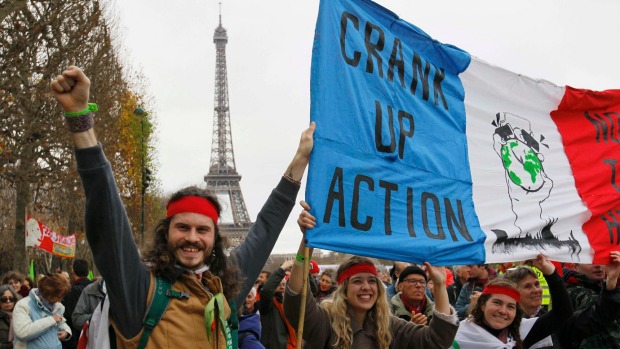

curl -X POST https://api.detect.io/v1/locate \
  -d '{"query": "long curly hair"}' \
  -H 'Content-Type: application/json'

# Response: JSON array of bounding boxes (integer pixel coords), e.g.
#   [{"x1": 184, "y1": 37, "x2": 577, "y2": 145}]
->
[
  {"x1": 469, "y1": 279, "x2": 524, "y2": 349},
  {"x1": 141, "y1": 186, "x2": 242, "y2": 300},
  {"x1": 320, "y1": 256, "x2": 392, "y2": 349}
]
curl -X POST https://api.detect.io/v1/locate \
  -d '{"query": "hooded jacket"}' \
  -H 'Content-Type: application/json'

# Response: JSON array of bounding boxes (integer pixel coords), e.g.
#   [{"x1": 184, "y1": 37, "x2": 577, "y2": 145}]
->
[{"x1": 13, "y1": 289, "x2": 72, "y2": 349}]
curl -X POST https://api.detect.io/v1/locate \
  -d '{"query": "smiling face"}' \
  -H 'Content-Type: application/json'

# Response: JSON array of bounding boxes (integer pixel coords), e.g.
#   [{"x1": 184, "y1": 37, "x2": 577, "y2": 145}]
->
[
  {"x1": 346, "y1": 273, "x2": 379, "y2": 317},
  {"x1": 245, "y1": 288, "x2": 257, "y2": 309},
  {"x1": 7, "y1": 279, "x2": 21, "y2": 291},
  {"x1": 482, "y1": 294, "x2": 517, "y2": 330},
  {"x1": 167, "y1": 212, "x2": 215, "y2": 270},
  {"x1": 517, "y1": 274, "x2": 542, "y2": 311}
]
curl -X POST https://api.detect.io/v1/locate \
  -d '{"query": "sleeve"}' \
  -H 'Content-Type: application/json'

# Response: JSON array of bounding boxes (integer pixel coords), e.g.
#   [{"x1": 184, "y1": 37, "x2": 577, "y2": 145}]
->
[
  {"x1": 12, "y1": 301, "x2": 57, "y2": 341},
  {"x1": 230, "y1": 178, "x2": 299, "y2": 307},
  {"x1": 523, "y1": 270, "x2": 573, "y2": 347},
  {"x1": 554, "y1": 285, "x2": 620, "y2": 348},
  {"x1": 283, "y1": 283, "x2": 331, "y2": 349},
  {"x1": 59, "y1": 317, "x2": 72, "y2": 340},
  {"x1": 390, "y1": 310, "x2": 459, "y2": 349},
  {"x1": 258, "y1": 268, "x2": 286, "y2": 315},
  {"x1": 72, "y1": 286, "x2": 95, "y2": 331},
  {"x1": 76, "y1": 145, "x2": 150, "y2": 339}
]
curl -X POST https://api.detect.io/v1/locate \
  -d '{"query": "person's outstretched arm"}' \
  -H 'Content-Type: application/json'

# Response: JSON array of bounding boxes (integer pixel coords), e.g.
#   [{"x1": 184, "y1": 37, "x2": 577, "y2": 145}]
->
[
  {"x1": 287, "y1": 200, "x2": 315, "y2": 294},
  {"x1": 523, "y1": 254, "x2": 573, "y2": 347},
  {"x1": 50, "y1": 66, "x2": 97, "y2": 148},
  {"x1": 230, "y1": 123, "x2": 315, "y2": 307},
  {"x1": 425, "y1": 262, "x2": 451, "y2": 315},
  {"x1": 50, "y1": 66, "x2": 149, "y2": 339}
]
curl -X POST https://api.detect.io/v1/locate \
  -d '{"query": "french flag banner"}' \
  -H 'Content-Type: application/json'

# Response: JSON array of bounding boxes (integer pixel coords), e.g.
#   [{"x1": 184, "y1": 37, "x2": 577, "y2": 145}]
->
[{"x1": 305, "y1": 0, "x2": 620, "y2": 265}]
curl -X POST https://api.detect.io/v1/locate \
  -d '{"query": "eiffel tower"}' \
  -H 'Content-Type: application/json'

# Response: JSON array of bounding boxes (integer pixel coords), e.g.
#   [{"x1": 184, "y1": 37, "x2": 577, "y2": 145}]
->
[{"x1": 204, "y1": 10, "x2": 252, "y2": 247}]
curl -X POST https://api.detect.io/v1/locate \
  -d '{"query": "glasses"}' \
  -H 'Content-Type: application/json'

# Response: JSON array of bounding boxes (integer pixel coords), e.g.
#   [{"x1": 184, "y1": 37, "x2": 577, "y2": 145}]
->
[
  {"x1": 401, "y1": 279, "x2": 427, "y2": 286},
  {"x1": 0, "y1": 297, "x2": 16, "y2": 303}
]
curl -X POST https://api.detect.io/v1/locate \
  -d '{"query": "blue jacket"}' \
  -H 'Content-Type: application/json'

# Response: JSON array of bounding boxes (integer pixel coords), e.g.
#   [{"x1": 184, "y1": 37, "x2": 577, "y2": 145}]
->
[
  {"x1": 238, "y1": 313, "x2": 264, "y2": 349},
  {"x1": 13, "y1": 289, "x2": 72, "y2": 349}
]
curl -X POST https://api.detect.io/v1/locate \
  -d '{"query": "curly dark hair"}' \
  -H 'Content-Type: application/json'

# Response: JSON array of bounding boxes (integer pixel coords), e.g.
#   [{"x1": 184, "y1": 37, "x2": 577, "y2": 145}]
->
[
  {"x1": 470, "y1": 279, "x2": 524, "y2": 349},
  {"x1": 141, "y1": 186, "x2": 242, "y2": 300}
]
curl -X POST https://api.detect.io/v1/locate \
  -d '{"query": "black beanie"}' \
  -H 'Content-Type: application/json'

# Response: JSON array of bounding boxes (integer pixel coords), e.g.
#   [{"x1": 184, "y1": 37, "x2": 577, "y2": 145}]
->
[{"x1": 398, "y1": 266, "x2": 427, "y2": 283}]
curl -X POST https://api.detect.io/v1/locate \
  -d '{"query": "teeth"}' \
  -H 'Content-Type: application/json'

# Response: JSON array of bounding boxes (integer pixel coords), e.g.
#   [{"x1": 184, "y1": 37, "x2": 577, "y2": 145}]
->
[{"x1": 359, "y1": 295, "x2": 371, "y2": 300}]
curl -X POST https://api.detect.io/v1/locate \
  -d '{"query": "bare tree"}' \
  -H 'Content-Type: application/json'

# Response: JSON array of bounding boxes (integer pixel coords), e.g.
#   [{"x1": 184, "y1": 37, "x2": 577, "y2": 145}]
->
[{"x1": 0, "y1": 0, "x2": 155, "y2": 272}]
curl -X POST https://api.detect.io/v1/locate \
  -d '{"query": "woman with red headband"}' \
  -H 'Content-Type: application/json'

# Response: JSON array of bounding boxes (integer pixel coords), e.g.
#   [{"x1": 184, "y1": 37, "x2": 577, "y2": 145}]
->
[
  {"x1": 283, "y1": 202, "x2": 459, "y2": 349},
  {"x1": 451, "y1": 254, "x2": 573, "y2": 349}
]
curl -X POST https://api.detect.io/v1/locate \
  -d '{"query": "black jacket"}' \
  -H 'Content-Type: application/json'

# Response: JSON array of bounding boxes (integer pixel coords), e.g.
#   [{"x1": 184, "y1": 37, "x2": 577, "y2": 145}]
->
[{"x1": 62, "y1": 277, "x2": 92, "y2": 349}]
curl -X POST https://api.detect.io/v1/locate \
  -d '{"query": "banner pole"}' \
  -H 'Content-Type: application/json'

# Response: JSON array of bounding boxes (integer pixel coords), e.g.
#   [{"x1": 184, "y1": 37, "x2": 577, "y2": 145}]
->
[{"x1": 296, "y1": 246, "x2": 310, "y2": 349}]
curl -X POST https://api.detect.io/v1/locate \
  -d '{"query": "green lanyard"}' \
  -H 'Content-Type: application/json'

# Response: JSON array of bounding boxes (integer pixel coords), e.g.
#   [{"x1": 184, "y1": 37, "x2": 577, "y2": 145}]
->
[{"x1": 205, "y1": 293, "x2": 233, "y2": 349}]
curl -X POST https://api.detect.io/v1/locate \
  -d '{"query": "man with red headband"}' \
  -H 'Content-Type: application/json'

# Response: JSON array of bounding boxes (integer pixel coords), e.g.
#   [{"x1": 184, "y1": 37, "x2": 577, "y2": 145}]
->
[{"x1": 50, "y1": 66, "x2": 315, "y2": 348}]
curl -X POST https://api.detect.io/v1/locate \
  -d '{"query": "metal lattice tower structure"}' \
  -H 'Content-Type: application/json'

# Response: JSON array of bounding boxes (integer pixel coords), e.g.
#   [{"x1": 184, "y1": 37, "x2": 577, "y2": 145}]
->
[{"x1": 204, "y1": 9, "x2": 252, "y2": 247}]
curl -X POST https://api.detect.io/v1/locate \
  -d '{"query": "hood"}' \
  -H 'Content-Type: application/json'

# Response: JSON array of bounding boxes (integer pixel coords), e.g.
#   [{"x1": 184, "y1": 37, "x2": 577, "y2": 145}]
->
[{"x1": 239, "y1": 313, "x2": 261, "y2": 337}]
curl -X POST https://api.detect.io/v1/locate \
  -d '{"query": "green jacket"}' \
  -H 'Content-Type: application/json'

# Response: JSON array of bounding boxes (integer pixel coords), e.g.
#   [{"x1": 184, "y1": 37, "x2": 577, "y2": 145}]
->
[{"x1": 390, "y1": 292, "x2": 434, "y2": 322}]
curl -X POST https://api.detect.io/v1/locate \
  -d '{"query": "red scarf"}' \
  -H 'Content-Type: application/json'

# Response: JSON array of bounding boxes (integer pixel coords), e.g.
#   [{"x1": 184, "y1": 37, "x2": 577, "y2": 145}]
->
[
  {"x1": 273, "y1": 299, "x2": 297, "y2": 349},
  {"x1": 400, "y1": 294, "x2": 426, "y2": 315}
]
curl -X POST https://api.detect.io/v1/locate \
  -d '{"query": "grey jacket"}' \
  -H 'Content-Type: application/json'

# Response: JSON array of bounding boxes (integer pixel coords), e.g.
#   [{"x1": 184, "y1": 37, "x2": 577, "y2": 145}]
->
[{"x1": 71, "y1": 279, "x2": 106, "y2": 331}]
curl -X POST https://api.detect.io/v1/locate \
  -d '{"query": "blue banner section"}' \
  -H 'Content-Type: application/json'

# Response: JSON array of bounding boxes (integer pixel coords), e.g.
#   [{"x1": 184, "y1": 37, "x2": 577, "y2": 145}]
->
[{"x1": 306, "y1": 0, "x2": 486, "y2": 265}]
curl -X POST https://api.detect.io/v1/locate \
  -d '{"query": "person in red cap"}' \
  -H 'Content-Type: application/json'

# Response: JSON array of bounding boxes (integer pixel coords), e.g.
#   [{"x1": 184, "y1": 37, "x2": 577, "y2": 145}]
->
[
  {"x1": 309, "y1": 260, "x2": 320, "y2": 279},
  {"x1": 284, "y1": 201, "x2": 459, "y2": 349},
  {"x1": 51, "y1": 66, "x2": 315, "y2": 348}
]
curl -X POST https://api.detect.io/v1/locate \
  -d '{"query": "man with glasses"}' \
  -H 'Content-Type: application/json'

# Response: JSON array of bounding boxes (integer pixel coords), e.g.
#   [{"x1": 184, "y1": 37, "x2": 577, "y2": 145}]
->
[{"x1": 390, "y1": 266, "x2": 434, "y2": 325}]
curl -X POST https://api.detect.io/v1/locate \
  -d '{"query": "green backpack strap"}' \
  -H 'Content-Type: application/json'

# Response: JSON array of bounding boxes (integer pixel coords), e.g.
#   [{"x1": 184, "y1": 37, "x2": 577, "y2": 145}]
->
[
  {"x1": 228, "y1": 300, "x2": 238, "y2": 349},
  {"x1": 137, "y1": 277, "x2": 174, "y2": 349}
]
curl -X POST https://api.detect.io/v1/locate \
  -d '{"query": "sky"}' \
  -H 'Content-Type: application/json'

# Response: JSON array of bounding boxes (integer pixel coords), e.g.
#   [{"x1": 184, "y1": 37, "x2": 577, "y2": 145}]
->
[{"x1": 113, "y1": 0, "x2": 620, "y2": 254}]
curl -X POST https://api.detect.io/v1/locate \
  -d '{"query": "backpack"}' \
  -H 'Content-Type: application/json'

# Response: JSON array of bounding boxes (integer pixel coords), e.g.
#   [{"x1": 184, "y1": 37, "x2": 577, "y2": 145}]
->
[{"x1": 76, "y1": 277, "x2": 239, "y2": 349}]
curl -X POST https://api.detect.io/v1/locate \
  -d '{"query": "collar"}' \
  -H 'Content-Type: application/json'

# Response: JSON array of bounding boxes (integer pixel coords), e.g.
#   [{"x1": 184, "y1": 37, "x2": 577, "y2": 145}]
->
[{"x1": 175, "y1": 264, "x2": 209, "y2": 276}]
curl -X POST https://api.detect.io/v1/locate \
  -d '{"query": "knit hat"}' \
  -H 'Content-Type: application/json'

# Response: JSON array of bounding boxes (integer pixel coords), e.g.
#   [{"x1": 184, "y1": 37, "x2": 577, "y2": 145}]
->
[
  {"x1": 398, "y1": 266, "x2": 427, "y2": 283},
  {"x1": 309, "y1": 260, "x2": 320, "y2": 274}
]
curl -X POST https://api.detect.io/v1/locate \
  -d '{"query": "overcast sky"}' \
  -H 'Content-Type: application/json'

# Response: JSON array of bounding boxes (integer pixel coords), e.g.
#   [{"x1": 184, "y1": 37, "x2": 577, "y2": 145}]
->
[{"x1": 113, "y1": 0, "x2": 620, "y2": 254}]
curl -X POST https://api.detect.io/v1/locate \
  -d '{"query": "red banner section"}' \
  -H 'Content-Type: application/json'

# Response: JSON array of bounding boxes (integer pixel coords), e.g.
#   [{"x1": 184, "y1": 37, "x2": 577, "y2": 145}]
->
[
  {"x1": 551, "y1": 87, "x2": 620, "y2": 264},
  {"x1": 25, "y1": 215, "x2": 76, "y2": 258}
]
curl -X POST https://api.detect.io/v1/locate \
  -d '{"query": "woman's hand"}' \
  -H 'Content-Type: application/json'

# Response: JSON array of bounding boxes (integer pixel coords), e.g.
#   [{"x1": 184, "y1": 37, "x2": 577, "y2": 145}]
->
[
  {"x1": 425, "y1": 262, "x2": 446, "y2": 286},
  {"x1": 281, "y1": 259, "x2": 295, "y2": 271},
  {"x1": 531, "y1": 254, "x2": 555, "y2": 275},
  {"x1": 297, "y1": 200, "x2": 316, "y2": 234},
  {"x1": 58, "y1": 330, "x2": 69, "y2": 341}
]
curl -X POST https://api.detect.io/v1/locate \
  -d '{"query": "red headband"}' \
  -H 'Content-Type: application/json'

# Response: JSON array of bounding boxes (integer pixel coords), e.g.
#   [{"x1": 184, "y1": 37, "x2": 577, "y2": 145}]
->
[
  {"x1": 337, "y1": 263, "x2": 378, "y2": 285},
  {"x1": 482, "y1": 285, "x2": 521, "y2": 303},
  {"x1": 166, "y1": 196, "x2": 219, "y2": 224}
]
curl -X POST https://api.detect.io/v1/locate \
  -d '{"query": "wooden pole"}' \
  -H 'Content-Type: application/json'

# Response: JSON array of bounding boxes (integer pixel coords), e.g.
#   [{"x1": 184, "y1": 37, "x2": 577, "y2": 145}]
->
[{"x1": 296, "y1": 246, "x2": 310, "y2": 349}]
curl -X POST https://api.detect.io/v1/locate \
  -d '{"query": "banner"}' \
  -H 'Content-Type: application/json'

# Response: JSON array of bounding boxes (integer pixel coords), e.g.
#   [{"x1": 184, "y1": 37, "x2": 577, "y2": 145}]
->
[
  {"x1": 26, "y1": 215, "x2": 76, "y2": 258},
  {"x1": 305, "y1": 0, "x2": 620, "y2": 265}
]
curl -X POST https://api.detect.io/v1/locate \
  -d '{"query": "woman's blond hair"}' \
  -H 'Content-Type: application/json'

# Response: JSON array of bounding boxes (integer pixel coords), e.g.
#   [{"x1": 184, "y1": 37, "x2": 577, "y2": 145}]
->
[{"x1": 320, "y1": 256, "x2": 392, "y2": 349}]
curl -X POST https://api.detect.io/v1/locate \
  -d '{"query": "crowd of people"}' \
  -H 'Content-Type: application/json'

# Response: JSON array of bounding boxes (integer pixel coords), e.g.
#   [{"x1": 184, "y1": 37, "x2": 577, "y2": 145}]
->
[{"x1": 0, "y1": 65, "x2": 617, "y2": 349}]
